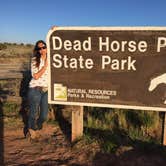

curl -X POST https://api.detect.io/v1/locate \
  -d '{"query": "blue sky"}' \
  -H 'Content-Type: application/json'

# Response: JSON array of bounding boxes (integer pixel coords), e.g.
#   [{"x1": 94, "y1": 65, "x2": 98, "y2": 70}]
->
[{"x1": 0, "y1": 0, "x2": 166, "y2": 44}]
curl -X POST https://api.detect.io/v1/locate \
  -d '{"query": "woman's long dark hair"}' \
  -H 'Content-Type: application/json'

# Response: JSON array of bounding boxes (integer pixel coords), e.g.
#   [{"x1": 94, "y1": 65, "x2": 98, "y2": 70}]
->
[{"x1": 33, "y1": 40, "x2": 47, "y2": 68}]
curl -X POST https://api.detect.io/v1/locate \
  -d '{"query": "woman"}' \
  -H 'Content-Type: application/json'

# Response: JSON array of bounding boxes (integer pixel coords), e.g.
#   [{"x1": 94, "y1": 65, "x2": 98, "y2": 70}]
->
[{"x1": 27, "y1": 40, "x2": 48, "y2": 139}]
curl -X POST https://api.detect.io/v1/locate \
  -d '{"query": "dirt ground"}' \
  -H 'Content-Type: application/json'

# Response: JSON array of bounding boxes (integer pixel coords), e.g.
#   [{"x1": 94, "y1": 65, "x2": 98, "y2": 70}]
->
[
  {"x1": 2, "y1": 121, "x2": 166, "y2": 166},
  {"x1": 3, "y1": 123, "x2": 91, "y2": 166}
]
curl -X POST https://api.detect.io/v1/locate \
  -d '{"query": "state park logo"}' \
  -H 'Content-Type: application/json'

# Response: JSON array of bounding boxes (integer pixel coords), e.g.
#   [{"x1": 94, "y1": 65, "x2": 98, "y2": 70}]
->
[{"x1": 54, "y1": 84, "x2": 67, "y2": 101}]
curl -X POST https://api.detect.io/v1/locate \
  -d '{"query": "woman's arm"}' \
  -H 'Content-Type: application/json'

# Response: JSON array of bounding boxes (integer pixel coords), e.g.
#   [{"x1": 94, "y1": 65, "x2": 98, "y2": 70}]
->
[{"x1": 33, "y1": 59, "x2": 48, "y2": 80}]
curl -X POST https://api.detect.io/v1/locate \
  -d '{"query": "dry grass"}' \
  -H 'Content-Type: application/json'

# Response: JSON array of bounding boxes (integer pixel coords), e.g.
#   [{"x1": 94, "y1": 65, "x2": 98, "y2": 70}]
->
[{"x1": 0, "y1": 43, "x2": 33, "y2": 61}]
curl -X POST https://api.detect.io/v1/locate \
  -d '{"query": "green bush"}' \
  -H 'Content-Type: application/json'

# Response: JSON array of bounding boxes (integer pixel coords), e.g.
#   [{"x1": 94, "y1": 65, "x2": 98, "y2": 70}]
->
[
  {"x1": 0, "y1": 43, "x2": 7, "y2": 50},
  {"x1": 84, "y1": 107, "x2": 161, "y2": 151},
  {"x1": 3, "y1": 102, "x2": 20, "y2": 116}
]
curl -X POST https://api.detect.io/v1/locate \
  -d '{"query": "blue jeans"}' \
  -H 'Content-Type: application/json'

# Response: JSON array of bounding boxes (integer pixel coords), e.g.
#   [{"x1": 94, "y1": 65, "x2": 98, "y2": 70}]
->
[{"x1": 28, "y1": 88, "x2": 48, "y2": 130}]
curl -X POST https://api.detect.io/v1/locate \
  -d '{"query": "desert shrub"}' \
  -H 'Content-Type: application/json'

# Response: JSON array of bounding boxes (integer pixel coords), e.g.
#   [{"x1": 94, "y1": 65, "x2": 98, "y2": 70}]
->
[
  {"x1": 0, "y1": 43, "x2": 7, "y2": 50},
  {"x1": 125, "y1": 110, "x2": 157, "y2": 129},
  {"x1": 3, "y1": 102, "x2": 20, "y2": 116},
  {"x1": 84, "y1": 107, "x2": 161, "y2": 145},
  {"x1": 26, "y1": 43, "x2": 34, "y2": 47}
]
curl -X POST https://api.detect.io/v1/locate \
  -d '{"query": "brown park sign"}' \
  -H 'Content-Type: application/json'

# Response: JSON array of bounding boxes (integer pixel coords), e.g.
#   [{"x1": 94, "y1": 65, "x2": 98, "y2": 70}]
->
[{"x1": 46, "y1": 27, "x2": 166, "y2": 111}]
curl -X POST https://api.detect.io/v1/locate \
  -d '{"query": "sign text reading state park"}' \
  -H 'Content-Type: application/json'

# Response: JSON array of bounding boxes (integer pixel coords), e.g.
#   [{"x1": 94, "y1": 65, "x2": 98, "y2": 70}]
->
[{"x1": 47, "y1": 27, "x2": 166, "y2": 111}]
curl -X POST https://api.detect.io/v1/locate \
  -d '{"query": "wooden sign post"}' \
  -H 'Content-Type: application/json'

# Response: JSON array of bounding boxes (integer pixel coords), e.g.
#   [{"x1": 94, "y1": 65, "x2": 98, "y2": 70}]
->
[
  {"x1": 162, "y1": 112, "x2": 166, "y2": 145},
  {"x1": 71, "y1": 106, "x2": 83, "y2": 142}
]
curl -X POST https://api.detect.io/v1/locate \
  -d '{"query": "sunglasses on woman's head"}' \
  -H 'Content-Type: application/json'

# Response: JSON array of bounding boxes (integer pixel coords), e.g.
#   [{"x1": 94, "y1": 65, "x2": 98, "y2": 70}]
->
[{"x1": 37, "y1": 46, "x2": 47, "y2": 51}]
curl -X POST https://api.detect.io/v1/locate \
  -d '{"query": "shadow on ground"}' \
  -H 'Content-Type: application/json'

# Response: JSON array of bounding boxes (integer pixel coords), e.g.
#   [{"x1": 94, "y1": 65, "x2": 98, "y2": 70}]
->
[
  {"x1": 92, "y1": 143, "x2": 166, "y2": 166},
  {"x1": 19, "y1": 70, "x2": 31, "y2": 137},
  {"x1": 55, "y1": 105, "x2": 71, "y2": 142},
  {"x1": 83, "y1": 126, "x2": 166, "y2": 166}
]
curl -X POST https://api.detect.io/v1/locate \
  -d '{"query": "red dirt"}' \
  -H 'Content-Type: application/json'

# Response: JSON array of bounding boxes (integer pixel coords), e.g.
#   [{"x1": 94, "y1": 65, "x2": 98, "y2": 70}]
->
[{"x1": 2, "y1": 123, "x2": 166, "y2": 166}]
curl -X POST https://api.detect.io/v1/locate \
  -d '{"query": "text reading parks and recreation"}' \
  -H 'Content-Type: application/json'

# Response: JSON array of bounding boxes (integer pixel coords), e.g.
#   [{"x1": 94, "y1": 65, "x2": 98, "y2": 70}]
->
[{"x1": 51, "y1": 36, "x2": 166, "y2": 71}]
